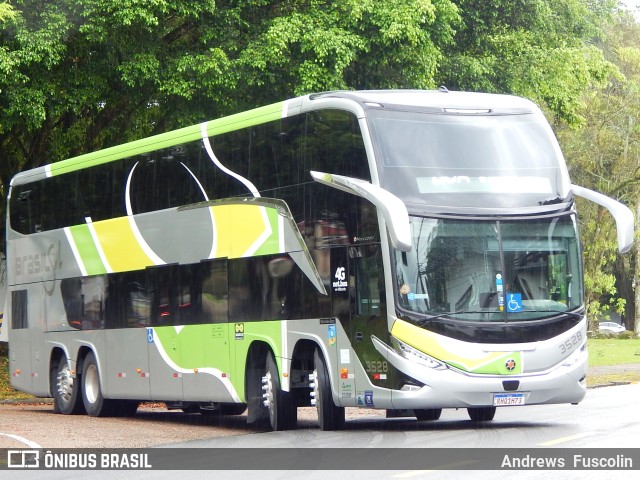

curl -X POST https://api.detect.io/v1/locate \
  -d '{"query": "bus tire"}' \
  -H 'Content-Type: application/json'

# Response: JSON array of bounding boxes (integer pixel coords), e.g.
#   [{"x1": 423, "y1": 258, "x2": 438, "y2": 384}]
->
[
  {"x1": 81, "y1": 351, "x2": 115, "y2": 417},
  {"x1": 313, "y1": 348, "x2": 345, "y2": 431},
  {"x1": 414, "y1": 408, "x2": 442, "y2": 421},
  {"x1": 263, "y1": 352, "x2": 297, "y2": 431},
  {"x1": 51, "y1": 356, "x2": 84, "y2": 415},
  {"x1": 467, "y1": 406, "x2": 496, "y2": 422}
]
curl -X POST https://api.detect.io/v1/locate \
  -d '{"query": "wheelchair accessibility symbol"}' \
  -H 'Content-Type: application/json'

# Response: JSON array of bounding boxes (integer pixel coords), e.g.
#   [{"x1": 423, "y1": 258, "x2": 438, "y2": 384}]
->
[{"x1": 507, "y1": 293, "x2": 523, "y2": 312}]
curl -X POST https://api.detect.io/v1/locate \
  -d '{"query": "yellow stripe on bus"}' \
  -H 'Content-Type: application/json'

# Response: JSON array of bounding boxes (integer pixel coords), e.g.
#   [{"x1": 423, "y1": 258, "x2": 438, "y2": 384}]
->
[
  {"x1": 391, "y1": 319, "x2": 516, "y2": 373},
  {"x1": 92, "y1": 217, "x2": 156, "y2": 271},
  {"x1": 211, "y1": 204, "x2": 270, "y2": 258}
]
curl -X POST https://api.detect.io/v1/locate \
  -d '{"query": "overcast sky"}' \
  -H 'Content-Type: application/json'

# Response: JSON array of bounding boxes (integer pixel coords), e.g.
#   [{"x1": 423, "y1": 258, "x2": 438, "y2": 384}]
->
[{"x1": 621, "y1": 0, "x2": 640, "y2": 19}]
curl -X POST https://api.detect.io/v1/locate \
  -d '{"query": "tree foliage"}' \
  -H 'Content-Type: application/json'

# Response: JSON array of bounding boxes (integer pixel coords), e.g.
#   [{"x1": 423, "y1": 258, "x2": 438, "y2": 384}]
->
[
  {"x1": 556, "y1": 10, "x2": 640, "y2": 328},
  {"x1": 437, "y1": 0, "x2": 619, "y2": 125},
  {"x1": 0, "y1": 1, "x2": 633, "y2": 319},
  {"x1": 0, "y1": 0, "x2": 463, "y2": 194},
  {"x1": 1, "y1": 1, "x2": 620, "y2": 179}
]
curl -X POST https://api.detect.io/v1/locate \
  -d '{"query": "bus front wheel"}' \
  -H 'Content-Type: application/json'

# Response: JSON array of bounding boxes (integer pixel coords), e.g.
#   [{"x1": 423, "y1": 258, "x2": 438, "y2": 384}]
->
[
  {"x1": 313, "y1": 348, "x2": 345, "y2": 431},
  {"x1": 51, "y1": 356, "x2": 84, "y2": 415},
  {"x1": 467, "y1": 406, "x2": 496, "y2": 422},
  {"x1": 263, "y1": 352, "x2": 297, "y2": 431}
]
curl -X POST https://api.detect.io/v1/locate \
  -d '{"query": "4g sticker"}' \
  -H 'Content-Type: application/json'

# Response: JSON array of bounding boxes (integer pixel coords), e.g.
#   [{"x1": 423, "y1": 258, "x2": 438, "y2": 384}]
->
[{"x1": 332, "y1": 266, "x2": 347, "y2": 293}]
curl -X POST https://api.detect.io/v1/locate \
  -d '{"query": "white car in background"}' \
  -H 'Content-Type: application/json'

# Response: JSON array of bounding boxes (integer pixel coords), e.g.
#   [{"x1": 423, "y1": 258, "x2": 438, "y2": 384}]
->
[{"x1": 598, "y1": 321, "x2": 626, "y2": 334}]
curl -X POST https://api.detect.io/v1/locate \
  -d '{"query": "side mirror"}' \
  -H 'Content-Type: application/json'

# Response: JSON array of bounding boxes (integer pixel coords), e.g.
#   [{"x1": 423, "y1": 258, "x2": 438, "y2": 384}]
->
[
  {"x1": 311, "y1": 171, "x2": 412, "y2": 251},
  {"x1": 572, "y1": 184, "x2": 634, "y2": 254}
]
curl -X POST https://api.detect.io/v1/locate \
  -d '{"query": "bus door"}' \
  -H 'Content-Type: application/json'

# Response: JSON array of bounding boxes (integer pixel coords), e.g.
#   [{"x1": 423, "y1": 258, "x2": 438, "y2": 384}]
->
[
  {"x1": 345, "y1": 244, "x2": 391, "y2": 408},
  {"x1": 328, "y1": 247, "x2": 354, "y2": 405}
]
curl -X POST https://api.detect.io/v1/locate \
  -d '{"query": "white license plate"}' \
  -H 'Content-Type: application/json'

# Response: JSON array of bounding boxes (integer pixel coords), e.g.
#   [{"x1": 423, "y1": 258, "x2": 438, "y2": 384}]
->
[{"x1": 493, "y1": 393, "x2": 526, "y2": 406}]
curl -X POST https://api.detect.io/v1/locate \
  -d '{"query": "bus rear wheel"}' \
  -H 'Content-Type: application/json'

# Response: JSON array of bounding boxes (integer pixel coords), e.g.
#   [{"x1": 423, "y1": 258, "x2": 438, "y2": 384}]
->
[
  {"x1": 262, "y1": 352, "x2": 297, "y2": 431},
  {"x1": 313, "y1": 348, "x2": 345, "y2": 431},
  {"x1": 51, "y1": 356, "x2": 84, "y2": 415},
  {"x1": 467, "y1": 406, "x2": 496, "y2": 422},
  {"x1": 414, "y1": 408, "x2": 442, "y2": 421},
  {"x1": 82, "y1": 351, "x2": 116, "y2": 417}
]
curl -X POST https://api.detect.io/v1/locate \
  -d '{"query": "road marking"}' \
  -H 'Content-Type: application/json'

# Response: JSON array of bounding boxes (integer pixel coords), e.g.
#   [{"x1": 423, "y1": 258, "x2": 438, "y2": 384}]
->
[
  {"x1": 538, "y1": 432, "x2": 595, "y2": 446},
  {"x1": 0, "y1": 432, "x2": 43, "y2": 448},
  {"x1": 393, "y1": 471, "x2": 431, "y2": 478}
]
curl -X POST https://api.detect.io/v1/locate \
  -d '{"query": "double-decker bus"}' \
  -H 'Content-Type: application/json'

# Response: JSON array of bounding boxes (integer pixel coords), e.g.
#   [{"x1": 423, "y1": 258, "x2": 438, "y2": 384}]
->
[{"x1": 3, "y1": 90, "x2": 633, "y2": 430}]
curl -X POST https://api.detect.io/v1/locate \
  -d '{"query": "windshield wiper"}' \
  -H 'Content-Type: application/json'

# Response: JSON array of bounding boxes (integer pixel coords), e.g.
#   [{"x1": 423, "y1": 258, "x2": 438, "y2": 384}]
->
[
  {"x1": 417, "y1": 311, "x2": 492, "y2": 325},
  {"x1": 417, "y1": 308, "x2": 584, "y2": 326},
  {"x1": 518, "y1": 309, "x2": 584, "y2": 320}
]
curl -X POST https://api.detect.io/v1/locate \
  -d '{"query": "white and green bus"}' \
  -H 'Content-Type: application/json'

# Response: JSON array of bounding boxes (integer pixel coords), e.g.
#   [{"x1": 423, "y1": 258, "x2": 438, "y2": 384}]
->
[{"x1": 3, "y1": 90, "x2": 633, "y2": 430}]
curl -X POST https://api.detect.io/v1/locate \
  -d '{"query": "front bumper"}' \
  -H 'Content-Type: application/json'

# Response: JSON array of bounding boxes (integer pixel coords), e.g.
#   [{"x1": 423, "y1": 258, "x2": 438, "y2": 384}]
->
[{"x1": 372, "y1": 335, "x2": 587, "y2": 409}]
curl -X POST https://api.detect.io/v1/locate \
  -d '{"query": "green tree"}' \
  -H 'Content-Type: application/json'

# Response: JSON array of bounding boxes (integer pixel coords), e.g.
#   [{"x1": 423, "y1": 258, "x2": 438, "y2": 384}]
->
[
  {"x1": 0, "y1": 2, "x2": 15, "y2": 21},
  {"x1": 0, "y1": 1, "x2": 460, "y2": 185},
  {"x1": 1, "y1": 0, "x2": 621, "y2": 187},
  {"x1": 0, "y1": 0, "x2": 629, "y2": 291},
  {"x1": 556, "y1": 10, "x2": 640, "y2": 330},
  {"x1": 438, "y1": 0, "x2": 619, "y2": 125}
]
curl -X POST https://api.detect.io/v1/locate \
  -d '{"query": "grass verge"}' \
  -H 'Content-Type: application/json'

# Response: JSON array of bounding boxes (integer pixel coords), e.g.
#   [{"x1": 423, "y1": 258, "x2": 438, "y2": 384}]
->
[
  {"x1": 586, "y1": 337, "x2": 640, "y2": 387},
  {"x1": 587, "y1": 338, "x2": 640, "y2": 366},
  {"x1": 1, "y1": 338, "x2": 639, "y2": 401},
  {"x1": 586, "y1": 371, "x2": 640, "y2": 387}
]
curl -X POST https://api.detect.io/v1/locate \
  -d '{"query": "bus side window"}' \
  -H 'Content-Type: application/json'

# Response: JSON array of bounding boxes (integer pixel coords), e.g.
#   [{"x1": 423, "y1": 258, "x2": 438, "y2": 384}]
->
[
  {"x1": 149, "y1": 266, "x2": 178, "y2": 326},
  {"x1": 11, "y1": 290, "x2": 28, "y2": 329},
  {"x1": 350, "y1": 245, "x2": 385, "y2": 319},
  {"x1": 60, "y1": 278, "x2": 83, "y2": 330},
  {"x1": 201, "y1": 260, "x2": 229, "y2": 324},
  {"x1": 126, "y1": 280, "x2": 150, "y2": 328},
  {"x1": 81, "y1": 276, "x2": 107, "y2": 329}
]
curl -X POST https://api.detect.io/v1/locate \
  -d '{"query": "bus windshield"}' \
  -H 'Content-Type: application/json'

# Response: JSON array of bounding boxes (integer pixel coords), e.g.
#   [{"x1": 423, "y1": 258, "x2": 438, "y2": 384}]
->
[
  {"x1": 370, "y1": 110, "x2": 570, "y2": 209},
  {"x1": 393, "y1": 215, "x2": 583, "y2": 322}
]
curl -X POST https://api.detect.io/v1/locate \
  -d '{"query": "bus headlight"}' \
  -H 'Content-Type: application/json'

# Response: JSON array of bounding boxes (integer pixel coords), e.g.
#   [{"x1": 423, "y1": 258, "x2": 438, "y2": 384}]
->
[{"x1": 393, "y1": 337, "x2": 447, "y2": 370}]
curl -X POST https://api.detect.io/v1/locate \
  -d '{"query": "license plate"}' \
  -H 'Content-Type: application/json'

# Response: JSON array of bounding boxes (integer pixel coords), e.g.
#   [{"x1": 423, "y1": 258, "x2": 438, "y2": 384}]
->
[{"x1": 493, "y1": 393, "x2": 526, "y2": 406}]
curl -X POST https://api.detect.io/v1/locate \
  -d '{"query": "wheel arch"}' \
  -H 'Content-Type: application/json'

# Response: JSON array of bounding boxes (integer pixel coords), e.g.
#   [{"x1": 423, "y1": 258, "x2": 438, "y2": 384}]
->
[
  {"x1": 244, "y1": 339, "x2": 273, "y2": 424},
  {"x1": 290, "y1": 339, "x2": 321, "y2": 385},
  {"x1": 49, "y1": 343, "x2": 99, "y2": 378},
  {"x1": 293, "y1": 338, "x2": 341, "y2": 403},
  {"x1": 75, "y1": 345, "x2": 95, "y2": 377},
  {"x1": 290, "y1": 339, "x2": 318, "y2": 371},
  {"x1": 48, "y1": 347, "x2": 67, "y2": 397},
  {"x1": 48, "y1": 344, "x2": 92, "y2": 394}
]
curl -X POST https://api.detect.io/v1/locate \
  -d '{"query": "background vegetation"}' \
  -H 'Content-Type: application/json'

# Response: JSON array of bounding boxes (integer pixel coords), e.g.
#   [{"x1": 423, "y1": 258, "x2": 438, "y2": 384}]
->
[{"x1": 1, "y1": 0, "x2": 640, "y2": 330}]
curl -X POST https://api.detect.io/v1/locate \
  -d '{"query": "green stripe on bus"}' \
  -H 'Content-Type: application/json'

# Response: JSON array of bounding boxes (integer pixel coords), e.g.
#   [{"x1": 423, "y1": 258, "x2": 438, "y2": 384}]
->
[
  {"x1": 47, "y1": 101, "x2": 286, "y2": 178},
  {"x1": 253, "y1": 207, "x2": 281, "y2": 257},
  {"x1": 448, "y1": 352, "x2": 522, "y2": 375},
  {"x1": 68, "y1": 224, "x2": 108, "y2": 275},
  {"x1": 152, "y1": 321, "x2": 284, "y2": 402}
]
